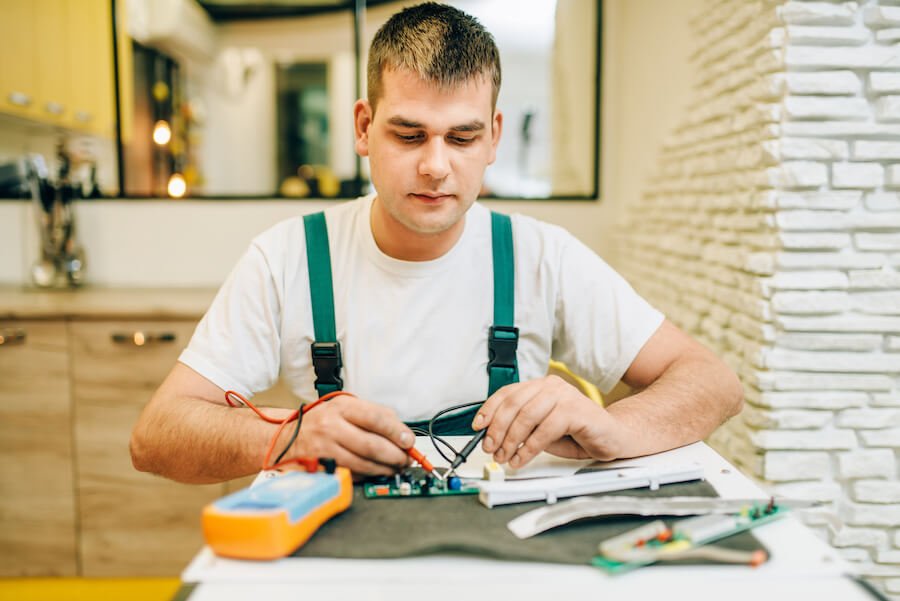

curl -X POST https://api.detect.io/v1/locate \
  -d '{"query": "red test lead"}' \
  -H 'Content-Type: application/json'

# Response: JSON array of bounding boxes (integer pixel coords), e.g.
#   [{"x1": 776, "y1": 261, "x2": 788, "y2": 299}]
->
[{"x1": 406, "y1": 447, "x2": 443, "y2": 481}]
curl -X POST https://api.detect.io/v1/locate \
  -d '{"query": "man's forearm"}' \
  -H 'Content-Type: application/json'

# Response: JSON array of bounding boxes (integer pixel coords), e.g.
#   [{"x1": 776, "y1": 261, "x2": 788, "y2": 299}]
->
[
  {"x1": 605, "y1": 353, "x2": 744, "y2": 459},
  {"x1": 130, "y1": 395, "x2": 296, "y2": 484}
]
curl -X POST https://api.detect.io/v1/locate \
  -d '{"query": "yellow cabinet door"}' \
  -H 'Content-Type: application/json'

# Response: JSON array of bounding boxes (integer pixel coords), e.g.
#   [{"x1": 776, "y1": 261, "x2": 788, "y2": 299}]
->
[
  {"x1": 115, "y1": 0, "x2": 134, "y2": 144},
  {"x1": 0, "y1": 1, "x2": 38, "y2": 119},
  {"x1": 66, "y1": 0, "x2": 115, "y2": 137},
  {"x1": 33, "y1": 0, "x2": 71, "y2": 125},
  {"x1": 0, "y1": 321, "x2": 77, "y2": 576},
  {"x1": 70, "y1": 320, "x2": 225, "y2": 576}
]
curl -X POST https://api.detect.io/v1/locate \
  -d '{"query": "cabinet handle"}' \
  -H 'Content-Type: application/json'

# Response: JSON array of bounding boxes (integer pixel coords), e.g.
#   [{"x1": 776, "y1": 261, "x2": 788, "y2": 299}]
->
[
  {"x1": 8, "y1": 91, "x2": 32, "y2": 107},
  {"x1": 74, "y1": 110, "x2": 93, "y2": 123},
  {"x1": 45, "y1": 101, "x2": 65, "y2": 115},
  {"x1": 0, "y1": 329, "x2": 27, "y2": 346},
  {"x1": 111, "y1": 332, "x2": 177, "y2": 346}
]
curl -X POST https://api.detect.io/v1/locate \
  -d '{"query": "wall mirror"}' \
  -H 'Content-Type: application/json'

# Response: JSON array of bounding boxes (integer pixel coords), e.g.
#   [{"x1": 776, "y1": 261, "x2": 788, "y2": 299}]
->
[{"x1": 121, "y1": 0, "x2": 599, "y2": 200}]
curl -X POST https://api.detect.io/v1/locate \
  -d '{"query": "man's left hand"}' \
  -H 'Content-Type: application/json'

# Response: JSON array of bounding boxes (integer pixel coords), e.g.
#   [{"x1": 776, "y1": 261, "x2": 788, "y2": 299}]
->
[{"x1": 471, "y1": 375, "x2": 622, "y2": 468}]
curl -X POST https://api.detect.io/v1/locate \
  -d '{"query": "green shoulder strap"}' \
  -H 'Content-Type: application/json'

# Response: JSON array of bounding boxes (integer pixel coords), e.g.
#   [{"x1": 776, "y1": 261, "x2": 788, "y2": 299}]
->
[
  {"x1": 303, "y1": 210, "x2": 519, "y2": 423},
  {"x1": 487, "y1": 211, "x2": 519, "y2": 396},
  {"x1": 303, "y1": 212, "x2": 343, "y2": 397}
]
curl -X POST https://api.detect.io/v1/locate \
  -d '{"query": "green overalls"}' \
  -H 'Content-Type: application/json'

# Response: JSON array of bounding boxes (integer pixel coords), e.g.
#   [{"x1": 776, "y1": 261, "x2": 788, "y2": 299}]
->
[{"x1": 302, "y1": 210, "x2": 519, "y2": 435}]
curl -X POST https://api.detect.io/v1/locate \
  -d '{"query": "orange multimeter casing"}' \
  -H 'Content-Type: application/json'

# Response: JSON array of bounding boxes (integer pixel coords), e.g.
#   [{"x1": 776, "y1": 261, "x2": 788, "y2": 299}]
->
[{"x1": 202, "y1": 467, "x2": 352, "y2": 560}]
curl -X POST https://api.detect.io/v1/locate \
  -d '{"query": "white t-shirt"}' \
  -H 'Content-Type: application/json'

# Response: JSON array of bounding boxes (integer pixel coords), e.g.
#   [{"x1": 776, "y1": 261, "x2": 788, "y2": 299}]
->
[{"x1": 179, "y1": 195, "x2": 664, "y2": 421}]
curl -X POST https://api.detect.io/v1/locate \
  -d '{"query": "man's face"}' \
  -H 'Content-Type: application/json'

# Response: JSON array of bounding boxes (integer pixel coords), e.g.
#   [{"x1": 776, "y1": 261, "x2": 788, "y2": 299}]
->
[{"x1": 354, "y1": 68, "x2": 502, "y2": 239}]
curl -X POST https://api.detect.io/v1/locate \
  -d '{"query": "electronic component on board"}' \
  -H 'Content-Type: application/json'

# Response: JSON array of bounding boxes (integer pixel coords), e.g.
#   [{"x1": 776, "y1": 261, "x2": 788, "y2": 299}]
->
[
  {"x1": 591, "y1": 498, "x2": 795, "y2": 574},
  {"x1": 598, "y1": 520, "x2": 670, "y2": 557},
  {"x1": 673, "y1": 514, "x2": 739, "y2": 543},
  {"x1": 362, "y1": 468, "x2": 478, "y2": 498}
]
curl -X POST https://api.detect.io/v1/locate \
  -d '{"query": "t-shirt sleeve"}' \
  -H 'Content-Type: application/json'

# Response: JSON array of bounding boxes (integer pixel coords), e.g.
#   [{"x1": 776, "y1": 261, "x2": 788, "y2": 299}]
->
[
  {"x1": 551, "y1": 234, "x2": 665, "y2": 394},
  {"x1": 178, "y1": 242, "x2": 282, "y2": 398}
]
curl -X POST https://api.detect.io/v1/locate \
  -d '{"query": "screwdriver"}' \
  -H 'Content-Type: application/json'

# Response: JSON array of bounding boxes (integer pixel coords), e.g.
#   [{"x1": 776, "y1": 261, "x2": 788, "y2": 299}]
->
[
  {"x1": 444, "y1": 429, "x2": 487, "y2": 477},
  {"x1": 406, "y1": 446, "x2": 444, "y2": 481}
]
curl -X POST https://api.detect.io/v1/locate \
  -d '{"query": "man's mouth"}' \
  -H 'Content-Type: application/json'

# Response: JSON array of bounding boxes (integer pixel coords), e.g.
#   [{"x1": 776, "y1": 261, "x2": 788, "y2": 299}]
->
[{"x1": 410, "y1": 192, "x2": 453, "y2": 203}]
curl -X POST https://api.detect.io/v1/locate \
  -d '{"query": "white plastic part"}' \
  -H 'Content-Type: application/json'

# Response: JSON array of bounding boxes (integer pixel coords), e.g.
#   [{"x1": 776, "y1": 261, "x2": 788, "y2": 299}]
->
[
  {"x1": 483, "y1": 461, "x2": 505, "y2": 482},
  {"x1": 506, "y1": 495, "x2": 821, "y2": 539},
  {"x1": 478, "y1": 464, "x2": 705, "y2": 509}
]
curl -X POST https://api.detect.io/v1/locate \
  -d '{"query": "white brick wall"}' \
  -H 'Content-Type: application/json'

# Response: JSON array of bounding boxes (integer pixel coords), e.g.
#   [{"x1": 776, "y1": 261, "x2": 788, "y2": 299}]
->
[{"x1": 618, "y1": 1, "x2": 900, "y2": 597}]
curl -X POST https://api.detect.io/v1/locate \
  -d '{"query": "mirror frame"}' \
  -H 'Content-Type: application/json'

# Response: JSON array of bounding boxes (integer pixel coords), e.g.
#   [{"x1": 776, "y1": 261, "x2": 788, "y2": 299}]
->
[{"x1": 111, "y1": 0, "x2": 601, "y2": 201}]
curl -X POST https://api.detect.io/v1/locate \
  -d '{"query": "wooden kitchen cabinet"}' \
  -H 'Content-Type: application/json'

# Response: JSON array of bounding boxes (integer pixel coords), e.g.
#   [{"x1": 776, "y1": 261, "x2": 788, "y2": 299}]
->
[
  {"x1": 70, "y1": 320, "x2": 225, "y2": 576},
  {"x1": 0, "y1": 320, "x2": 78, "y2": 577},
  {"x1": 69, "y1": 319, "x2": 300, "y2": 576},
  {"x1": 0, "y1": 287, "x2": 301, "y2": 576}
]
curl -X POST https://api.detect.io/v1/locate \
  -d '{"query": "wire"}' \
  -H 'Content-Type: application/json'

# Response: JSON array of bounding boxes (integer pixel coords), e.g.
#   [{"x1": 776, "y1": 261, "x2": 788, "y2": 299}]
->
[
  {"x1": 224, "y1": 390, "x2": 294, "y2": 424},
  {"x1": 274, "y1": 404, "x2": 305, "y2": 464},
  {"x1": 410, "y1": 427, "x2": 457, "y2": 464},
  {"x1": 425, "y1": 400, "x2": 486, "y2": 470},
  {"x1": 605, "y1": 544, "x2": 768, "y2": 566},
  {"x1": 225, "y1": 389, "x2": 349, "y2": 471},
  {"x1": 227, "y1": 389, "x2": 488, "y2": 475}
]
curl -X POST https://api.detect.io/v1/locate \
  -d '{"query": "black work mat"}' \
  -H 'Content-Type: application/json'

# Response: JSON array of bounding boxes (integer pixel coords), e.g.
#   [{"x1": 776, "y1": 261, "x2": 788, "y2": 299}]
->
[{"x1": 292, "y1": 479, "x2": 767, "y2": 565}]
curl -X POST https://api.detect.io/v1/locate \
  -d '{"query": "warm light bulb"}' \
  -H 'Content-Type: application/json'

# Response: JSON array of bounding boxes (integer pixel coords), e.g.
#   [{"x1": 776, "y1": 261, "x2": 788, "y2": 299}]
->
[
  {"x1": 167, "y1": 173, "x2": 187, "y2": 198},
  {"x1": 153, "y1": 120, "x2": 172, "y2": 145}
]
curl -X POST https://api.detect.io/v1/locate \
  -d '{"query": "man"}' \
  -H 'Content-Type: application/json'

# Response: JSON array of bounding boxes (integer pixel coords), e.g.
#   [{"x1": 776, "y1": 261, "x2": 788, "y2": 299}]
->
[{"x1": 130, "y1": 2, "x2": 743, "y2": 485}]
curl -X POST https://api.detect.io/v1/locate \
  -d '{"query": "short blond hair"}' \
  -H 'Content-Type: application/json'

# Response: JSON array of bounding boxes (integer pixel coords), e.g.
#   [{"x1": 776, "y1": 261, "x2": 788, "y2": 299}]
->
[{"x1": 367, "y1": 2, "x2": 501, "y2": 113}]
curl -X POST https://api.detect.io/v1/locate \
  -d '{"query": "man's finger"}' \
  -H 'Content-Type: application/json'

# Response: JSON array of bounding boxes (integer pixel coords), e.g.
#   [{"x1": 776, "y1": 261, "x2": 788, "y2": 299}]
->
[
  {"x1": 472, "y1": 382, "x2": 521, "y2": 431},
  {"x1": 340, "y1": 397, "x2": 415, "y2": 450},
  {"x1": 337, "y1": 420, "x2": 411, "y2": 468},
  {"x1": 482, "y1": 384, "x2": 540, "y2": 455},
  {"x1": 509, "y1": 413, "x2": 568, "y2": 468},
  {"x1": 330, "y1": 443, "x2": 399, "y2": 476},
  {"x1": 495, "y1": 394, "x2": 556, "y2": 464}
]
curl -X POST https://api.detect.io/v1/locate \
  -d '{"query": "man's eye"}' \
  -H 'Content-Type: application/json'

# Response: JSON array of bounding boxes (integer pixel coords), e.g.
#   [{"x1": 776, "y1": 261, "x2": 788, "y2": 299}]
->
[
  {"x1": 449, "y1": 136, "x2": 475, "y2": 145},
  {"x1": 396, "y1": 134, "x2": 422, "y2": 143}
]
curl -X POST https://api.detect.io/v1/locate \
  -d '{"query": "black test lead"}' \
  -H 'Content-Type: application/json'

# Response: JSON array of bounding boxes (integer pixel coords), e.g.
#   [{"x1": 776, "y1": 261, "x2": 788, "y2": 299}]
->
[{"x1": 445, "y1": 429, "x2": 487, "y2": 477}]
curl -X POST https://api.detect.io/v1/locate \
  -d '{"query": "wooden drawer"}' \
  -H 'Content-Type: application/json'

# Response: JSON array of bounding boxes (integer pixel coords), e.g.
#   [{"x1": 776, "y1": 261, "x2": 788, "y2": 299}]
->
[
  {"x1": 0, "y1": 321, "x2": 77, "y2": 576},
  {"x1": 69, "y1": 320, "x2": 224, "y2": 577}
]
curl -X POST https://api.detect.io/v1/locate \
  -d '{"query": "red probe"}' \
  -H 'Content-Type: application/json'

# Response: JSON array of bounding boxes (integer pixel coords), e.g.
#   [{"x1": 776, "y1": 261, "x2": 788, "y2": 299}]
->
[{"x1": 406, "y1": 446, "x2": 443, "y2": 481}]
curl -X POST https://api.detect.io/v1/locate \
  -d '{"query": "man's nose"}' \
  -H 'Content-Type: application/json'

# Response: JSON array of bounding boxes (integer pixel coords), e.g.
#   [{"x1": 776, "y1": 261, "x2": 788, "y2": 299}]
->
[{"x1": 418, "y1": 139, "x2": 451, "y2": 180}]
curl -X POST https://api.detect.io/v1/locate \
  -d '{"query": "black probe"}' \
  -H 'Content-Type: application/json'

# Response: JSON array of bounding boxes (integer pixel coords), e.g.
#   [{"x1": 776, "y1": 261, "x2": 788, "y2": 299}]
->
[{"x1": 445, "y1": 429, "x2": 487, "y2": 476}]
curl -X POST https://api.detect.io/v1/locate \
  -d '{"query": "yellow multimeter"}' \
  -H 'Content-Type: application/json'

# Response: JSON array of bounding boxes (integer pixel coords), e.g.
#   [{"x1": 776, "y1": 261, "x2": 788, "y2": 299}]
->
[{"x1": 202, "y1": 466, "x2": 352, "y2": 560}]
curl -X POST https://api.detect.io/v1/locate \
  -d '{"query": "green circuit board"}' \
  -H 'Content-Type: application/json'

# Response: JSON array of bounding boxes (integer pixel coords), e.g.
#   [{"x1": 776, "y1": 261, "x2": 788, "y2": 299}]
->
[
  {"x1": 363, "y1": 468, "x2": 479, "y2": 498},
  {"x1": 592, "y1": 502, "x2": 787, "y2": 574}
]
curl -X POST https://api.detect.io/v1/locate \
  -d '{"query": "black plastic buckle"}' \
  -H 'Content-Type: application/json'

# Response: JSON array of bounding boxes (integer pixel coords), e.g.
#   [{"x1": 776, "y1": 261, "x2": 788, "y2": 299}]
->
[
  {"x1": 487, "y1": 325, "x2": 519, "y2": 373},
  {"x1": 311, "y1": 341, "x2": 343, "y2": 391}
]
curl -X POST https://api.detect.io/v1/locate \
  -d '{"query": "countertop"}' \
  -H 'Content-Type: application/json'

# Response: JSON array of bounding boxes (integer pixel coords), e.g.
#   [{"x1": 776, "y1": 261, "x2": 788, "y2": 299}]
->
[
  {"x1": 0, "y1": 286, "x2": 217, "y2": 320},
  {"x1": 181, "y1": 441, "x2": 868, "y2": 601}
]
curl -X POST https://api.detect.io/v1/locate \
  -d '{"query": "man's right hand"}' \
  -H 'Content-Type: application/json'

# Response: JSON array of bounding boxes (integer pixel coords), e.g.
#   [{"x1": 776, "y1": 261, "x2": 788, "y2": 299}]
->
[{"x1": 288, "y1": 394, "x2": 415, "y2": 476}]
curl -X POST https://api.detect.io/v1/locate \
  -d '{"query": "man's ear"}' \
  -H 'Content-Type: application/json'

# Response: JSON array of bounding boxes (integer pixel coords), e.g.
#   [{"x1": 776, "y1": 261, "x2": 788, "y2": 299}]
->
[
  {"x1": 354, "y1": 99, "x2": 373, "y2": 157},
  {"x1": 488, "y1": 110, "x2": 503, "y2": 165}
]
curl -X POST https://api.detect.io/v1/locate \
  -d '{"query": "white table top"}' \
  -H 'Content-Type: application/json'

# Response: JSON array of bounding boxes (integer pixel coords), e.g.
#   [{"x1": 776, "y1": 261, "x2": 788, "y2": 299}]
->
[{"x1": 180, "y1": 441, "x2": 874, "y2": 601}]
